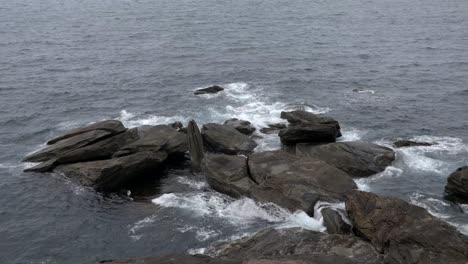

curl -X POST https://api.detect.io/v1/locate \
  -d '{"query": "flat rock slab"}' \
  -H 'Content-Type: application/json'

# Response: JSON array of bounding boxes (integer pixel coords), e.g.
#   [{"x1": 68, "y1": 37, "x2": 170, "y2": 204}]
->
[
  {"x1": 281, "y1": 110, "x2": 342, "y2": 137},
  {"x1": 194, "y1": 85, "x2": 224, "y2": 95},
  {"x1": 24, "y1": 129, "x2": 115, "y2": 163},
  {"x1": 56, "y1": 151, "x2": 168, "y2": 192},
  {"x1": 393, "y1": 140, "x2": 433, "y2": 148},
  {"x1": 445, "y1": 166, "x2": 468, "y2": 203},
  {"x1": 47, "y1": 120, "x2": 126, "y2": 145},
  {"x1": 346, "y1": 190, "x2": 468, "y2": 264},
  {"x1": 296, "y1": 141, "x2": 395, "y2": 178},
  {"x1": 202, "y1": 151, "x2": 356, "y2": 215},
  {"x1": 219, "y1": 228, "x2": 382, "y2": 264},
  {"x1": 279, "y1": 123, "x2": 338, "y2": 145},
  {"x1": 202, "y1": 123, "x2": 257, "y2": 155}
]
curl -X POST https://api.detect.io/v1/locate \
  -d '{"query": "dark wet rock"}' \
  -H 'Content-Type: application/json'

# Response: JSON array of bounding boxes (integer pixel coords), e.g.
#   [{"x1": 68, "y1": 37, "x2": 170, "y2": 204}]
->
[
  {"x1": 219, "y1": 228, "x2": 382, "y2": 264},
  {"x1": 279, "y1": 123, "x2": 338, "y2": 145},
  {"x1": 445, "y1": 166, "x2": 468, "y2": 203},
  {"x1": 114, "y1": 125, "x2": 187, "y2": 157},
  {"x1": 202, "y1": 154, "x2": 253, "y2": 198},
  {"x1": 346, "y1": 190, "x2": 468, "y2": 264},
  {"x1": 394, "y1": 140, "x2": 433, "y2": 148},
  {"x1": 187, "y1": 120, "x2": 204, "y2": 172},
  {"x1": 56, "y1": 151, "x2": 168, "y2": 192},
  {"x1": 202, "y1": 123, "x2": 257, "y2": 155},
  {"x1": 202, "y1": 151, "x2": 357, "y2": 215},
  {"x1": 23, "y1": 129, "x2": 115, "y2": 163},
  {"x1": 98, "y1": 255, "x2": 240, "y2": 264},
  {"x1": 259, "y1": 123, "x2": 286, "y2": 134},
  {"x1": 46, "y1": 120, "x2": 126, "y2": 145},
  {"x1": 25, "y1": 129, "x2": 140, "y2": 172},
  {"x1": 280, "y1": 110, "x2": 342, "y2": 138},
  {"x1": 194, "y1": 85, "x2": 224, "y2": 95},
  {"x1": 223, "y1": 118, "x2": 256, "y2": 135},
  {"x1": 321, "y1": 208, "x2": 352, "y2": 235},
  {"x1": 296, "y1": 141, "x2": 395, "y2": 178}
]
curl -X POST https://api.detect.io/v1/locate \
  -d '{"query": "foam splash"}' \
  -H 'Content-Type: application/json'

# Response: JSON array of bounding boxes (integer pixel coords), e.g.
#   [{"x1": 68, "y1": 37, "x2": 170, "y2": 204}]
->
[
  {"x1": 152, "y1": 192, "x2": 325, "y2": 231},
  {"x1": 338, "y1": 128, "x2": 366, "y2": 142},
  {"x1": 118, "y1": 110, "x2": 189, "y2": 128},
  {"x1": 176, "y1": 177, "x2": 209, "y2": 190}
]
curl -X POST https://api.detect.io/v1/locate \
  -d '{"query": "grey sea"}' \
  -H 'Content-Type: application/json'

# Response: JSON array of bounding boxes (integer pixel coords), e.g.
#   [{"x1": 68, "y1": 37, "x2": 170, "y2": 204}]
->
[{"x1": 1, "y1": 0, "x2": 467, "y2": 263}]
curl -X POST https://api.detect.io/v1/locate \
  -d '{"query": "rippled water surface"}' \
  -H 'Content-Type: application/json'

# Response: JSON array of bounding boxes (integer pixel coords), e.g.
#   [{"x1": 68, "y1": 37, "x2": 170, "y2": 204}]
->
[{"x1": 1, "y1": 0, "x2": 468, "y2": 263}]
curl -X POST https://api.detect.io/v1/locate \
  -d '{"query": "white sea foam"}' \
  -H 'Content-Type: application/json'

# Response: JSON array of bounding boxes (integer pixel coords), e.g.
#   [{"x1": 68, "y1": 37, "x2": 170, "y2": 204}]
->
[
  {"x1": 338, "y1": 128, "x2": 366, "y2": 142},
  {"x1": 118, "y1": 110, "x2": 189, "y2": 128},
  {"x1": 129, "y1": 215, "x2": 156, "y2": 235},
  {"x1": 354, "y1": 166, "x2": 403, "y2": 191},
  {"x1": 152, "y1": 192, "x2": 325, "y2": 231}
]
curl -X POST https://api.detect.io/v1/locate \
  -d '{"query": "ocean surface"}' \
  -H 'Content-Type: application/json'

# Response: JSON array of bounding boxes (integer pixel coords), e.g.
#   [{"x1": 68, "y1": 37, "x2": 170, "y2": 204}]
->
[{"x1": 1, "y1": 0, "x2": 468, "y2": 263}]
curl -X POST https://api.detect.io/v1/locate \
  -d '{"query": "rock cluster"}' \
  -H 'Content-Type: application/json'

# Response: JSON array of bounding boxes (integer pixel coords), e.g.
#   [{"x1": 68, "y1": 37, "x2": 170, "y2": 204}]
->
[{"x1": 23, "y1": 108, "x2": 468, "y2": 264}]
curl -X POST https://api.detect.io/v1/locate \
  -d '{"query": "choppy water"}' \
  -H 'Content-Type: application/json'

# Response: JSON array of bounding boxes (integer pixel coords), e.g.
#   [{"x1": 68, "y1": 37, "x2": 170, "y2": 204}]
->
[{"x1": 1, "y1": 0, "x2": 468, "y2": 263}]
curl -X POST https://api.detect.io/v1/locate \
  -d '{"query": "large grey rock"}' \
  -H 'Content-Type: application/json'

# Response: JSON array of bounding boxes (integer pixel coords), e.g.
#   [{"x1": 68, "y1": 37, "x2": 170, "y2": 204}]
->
[
  {"x1": 278, "y1": 123, "x2": 338, "y2": 145},
  {"x1": 23, "y1": 129, "x2": 114, "y2": 163},
  {"x1": 296, "y1": 141, "x2": 395, "y2": 178},
  {"x1": 114, "y1": 125, "x2": 187, "y2": 157},
  {"x1": 445, "y1": 166, "x2": 468, "y2": 203},
  {"x1": 281, "y1": 110, "x2": 342, "y2": 138},
  {"x1": 25, "y1": 129, "x2": 140, "y2": 172},
  {"x1": 219, "y1": 228, "x2": 382, "y2": 264},
  {"x1": 202, "y1": 151, "x2": 357, "y2": 215},
  {"x1": 47, "y1": 120, "x2": 126, "y2": 145},
  {"x1": 202, "y1": 123, "x2": 257, "y2": 155},
  {"x1": 98, "y1": 255, "x2": 240, "y2": 264},
  {"x1": 346, "y1": 190, "x2": 468, "y2": 264},
  {"x1": 56, "y1": 151, "x2": 168, "y2": 191},
  {"x1": 223, "y1": 118, "x2": 256, "y2": 136}
]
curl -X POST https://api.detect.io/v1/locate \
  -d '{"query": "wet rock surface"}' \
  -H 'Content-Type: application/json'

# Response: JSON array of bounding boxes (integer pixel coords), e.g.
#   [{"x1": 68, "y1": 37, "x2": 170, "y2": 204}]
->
[
  {"x1": 296, "y1": 141, "x2": 396, "y2": 178},
  {"x1": 202, "y1": 123, "x2": 257, "y2": 155},
  {"x1": 194, "y1": 85, "x2": 224, "y2": 95},
  {"x1": 346, "y1": 190, "x2": 468, "y2": 264},
  {"x1": 445, "y1": 166, "x2": 468, "y2": 203},
  {"x1": 223, "y1": 118, "x2": 256, "y2": 136}
]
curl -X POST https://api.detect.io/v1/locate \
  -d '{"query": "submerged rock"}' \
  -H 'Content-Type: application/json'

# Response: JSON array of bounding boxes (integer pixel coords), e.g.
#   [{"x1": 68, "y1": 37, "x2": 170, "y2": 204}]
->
[
  {"x1": 194, "y1": 85, "x2": 224, "y2": 95},
  {"x1": 445, "y1": 166, "x2": 468, "y2": 203},
  {"x1": 56, "y1": 151, "x2": 168, "y2": 192},
  {"x1": 346, "y1": 190, "x2": 468, "y2": 264},
  {"x1": 202, "y1": 123, "x2": 257, "y2": 155},
  {"x1": 223, "y1": 118, "x2": 256, "y2": 135},
  {"x1": 296, "y1": 141, "x2": 395, "y2": 178},
  {"x1": 202, "y1": 151, "x2": 357, "y2": 215},
  {"x1": 394, "y1": 140, "x2": 433, "y2": 148}
]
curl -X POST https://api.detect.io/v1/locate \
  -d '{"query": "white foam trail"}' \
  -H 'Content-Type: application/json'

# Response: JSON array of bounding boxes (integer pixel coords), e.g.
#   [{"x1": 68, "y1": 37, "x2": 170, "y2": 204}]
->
[
  {"x1": 354, "y1": 166, "x2": 403, "y2": 191},
  {"x1": 353, "y1": 89, "x2": 375, "y2": 94},
  {"x1": 176, "y1": 177, "x2": 209, "y2": 190},
  {"x1": 409, "y1": 192, "x2": 451, "y2": 219},
  {"x1": 152, "y1": 192, "x2": 325, "y2": 232},
  {"x1": 118, "y1": 110, "x2": 190, "y2": 128},
  {"x1": 129, "y1": 215, "x2": 156, "y2": 235}
]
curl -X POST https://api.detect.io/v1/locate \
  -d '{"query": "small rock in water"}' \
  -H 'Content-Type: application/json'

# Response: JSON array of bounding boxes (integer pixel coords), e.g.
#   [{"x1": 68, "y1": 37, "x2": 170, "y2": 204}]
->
[
  {"x1": 321, "y1": 208, "x2": 352, "y2": 235},
  {"x1": 259, "y1": 123, "x2": 287, "y2": 134},
  {"x1": 394, "y1": 140, "x2": 433, "y2": 148},
  {"x1": 445, "y1": 166, "x2": 468, "y2": 204},
  {"x1": 194, "y1": 85, "x2": 224, "y2": 95}
]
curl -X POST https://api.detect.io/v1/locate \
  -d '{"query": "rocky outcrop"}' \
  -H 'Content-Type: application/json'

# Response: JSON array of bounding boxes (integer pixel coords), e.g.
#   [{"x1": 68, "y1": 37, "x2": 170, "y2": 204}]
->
[
  {"x1": 296, "y1": 141, "x2": 395, "y2": 178},
  {"x1": 219, "y1": 228, "x2": 382, "y2": 264},
  {"x1": 279, "y1": 123, "x2": 338, "y2": 145},
  {"x1": 187, "y1": 120, "x2": 204, "y2": 172},
  {"x1": 393, "y1": 140, "x2": 433, "y2": 148},
  {"x1": 24, "y1": 121, "x2": 189, "y2": 192},
  {"x1": 445, "y1": 166, "x2": 468, "y2": 203},
  {"x1": 194, "y1": 85, "x2": 224, "y2": 95},
  {"x1": 346, "y1": 190, "x2": 468, "y2": 264},
  {"x1": 202, "y1": 123, "x2": 257, "y2": 155},
  {"x1": 321, "y1": 208, "x2": 352, "y2": 235},
  {"x1": 202, "y1": 151, "x2": 357, "y2": 215},
  {"x1": 98, "y1": 255, "x2": 240, "y2": 264},
  {"x1": 281, "y1": 110, "x2": 342, "y2": 137},
  {"x1": 223, "y1": 118, "x2": 256, "y2": 135}
]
